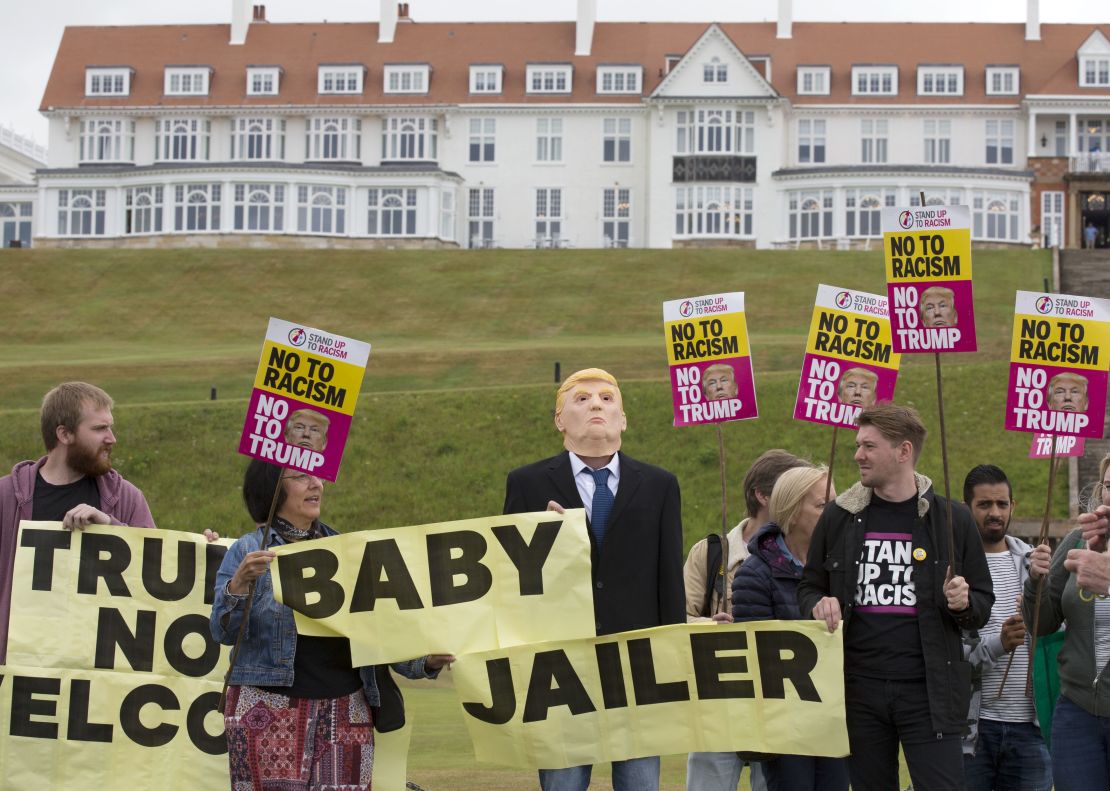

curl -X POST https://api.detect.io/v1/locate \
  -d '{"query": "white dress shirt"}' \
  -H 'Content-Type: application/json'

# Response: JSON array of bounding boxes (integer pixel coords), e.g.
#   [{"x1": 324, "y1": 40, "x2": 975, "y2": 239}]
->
[{"x1": 568, "y1": 452, "x2": 620, "y2": 523}]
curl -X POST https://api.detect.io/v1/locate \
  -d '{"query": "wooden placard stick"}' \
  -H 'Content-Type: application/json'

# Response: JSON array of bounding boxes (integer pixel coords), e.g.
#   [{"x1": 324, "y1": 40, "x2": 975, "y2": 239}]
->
[
  {"x1": 1023, "y1": 433, "x2": 1060, "y2": 697},
  {"x1": 826, "y1": 426, "x2": 838, "y2": 503},
  {"x1": 715, "y1": 424, "x2": 731, "y2": 616}
]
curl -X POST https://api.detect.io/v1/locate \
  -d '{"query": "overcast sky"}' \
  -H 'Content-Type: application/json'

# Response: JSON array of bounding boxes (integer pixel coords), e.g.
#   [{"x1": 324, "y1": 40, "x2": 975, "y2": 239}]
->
[{"x1": 3, "y1": 0, "x2": 1107, "y2": 145}]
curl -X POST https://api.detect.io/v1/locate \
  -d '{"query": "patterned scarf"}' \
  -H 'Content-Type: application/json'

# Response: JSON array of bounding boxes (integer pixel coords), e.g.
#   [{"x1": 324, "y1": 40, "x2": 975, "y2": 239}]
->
[{"x1": 270, "y1": 515, "x2": 317, "y2": 543}]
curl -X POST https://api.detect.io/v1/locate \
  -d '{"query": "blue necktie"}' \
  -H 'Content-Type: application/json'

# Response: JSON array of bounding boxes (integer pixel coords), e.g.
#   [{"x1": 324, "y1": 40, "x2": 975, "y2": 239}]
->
[{"x1": 589, "y1": 468, "x2": 614, "y2": 545}]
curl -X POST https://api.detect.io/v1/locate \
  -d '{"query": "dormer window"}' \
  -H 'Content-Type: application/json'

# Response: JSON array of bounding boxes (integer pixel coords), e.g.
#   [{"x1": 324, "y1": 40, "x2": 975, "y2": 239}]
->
[
  {"x1": 470, "y1": 65, "x2": 503, "y2": 94},
  {"x1": 85, "y1": 67, "x2": 131, "y2": 97},
  {"x1": 597, "y1": 66, "x2": 642, "y2": 95},
  {"x1": 526, "y1": 65, "x2": 572, "y2": 94},
  {"x1": 797, "y1": 66, "x2": 830, "y2": 95},
  {"x1": 852, "y1": 66, "x2": 897, "y2": 96},
  {"x1": 1082, "y1": 56, "x2": 1110, "y2": 87},
  {"x1": 247, "y1": 67, "x2": 281, "y2": 96},
  {"x1": 384, "y1": 65, "x2": 430, "y2": 94},
  {"x1": 164, "y1": 67, "x2": 211, "y2": 96},
  {"x1": 318, "y1": 65, "x2": 364, "y2": 95},
  {"x1": 917, "y1": 66, "x2": 963, "y2": 96},
  {"x1": 703, "y1": 57, "x2": 728, "y2": 83},
  {"x1": 985, "y1": 66, "x2": 1019, "y2": 95}
]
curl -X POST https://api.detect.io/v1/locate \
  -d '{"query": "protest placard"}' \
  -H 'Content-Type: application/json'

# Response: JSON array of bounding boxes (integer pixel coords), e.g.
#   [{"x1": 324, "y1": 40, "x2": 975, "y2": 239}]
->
[
  {"x1": 793, "y1": 285, "x2": 901, "y2": 429},
  {"x1": 272, "y1": 510, "x2": 595, "y2": 666},
  {"x1": 1005, "y1": 291, "x2": 1110, "y2": 439},
  {"x1": 238, "y1": 317, "x2": 371, "y2": 481},
  {"x1": 453, "y1": 621, "x2": 848, "y2": 769},
  {"x1": 663, "y1": 292, "x2": 757, "y2": 427},
  {"x1": 883, "y1": 205, "x2": 976, "y2": 354},
  {"x1": 1028, "y1": 433, "x2": 1085, "y2": 459}
]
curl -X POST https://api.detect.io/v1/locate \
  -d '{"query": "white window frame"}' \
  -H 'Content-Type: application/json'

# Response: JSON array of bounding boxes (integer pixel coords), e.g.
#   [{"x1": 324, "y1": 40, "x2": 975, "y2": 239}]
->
[
  {"x1": 972, "y1": 190, "x2": 1021, "y2": 242},
  {"x1": 602, "y1": 188, "x2": 632, "y2": 247},
  {"x1": 384, "y1": 65, "x2": 430, "y2": 95},
  {"x1": 703, "y1": 57, "x2": 728, "y2": 83},
  {"x1": 534, "y1": 187, "x2": 564, "y2": 245},
  {"x1": 675, "y1": 109, "x2": 755, "y2": 155},
  {"x1": 124, "y1": 186, "x2": 165, "y2": 235},
  {"x1": 798, "y1": 119, "x2": 826, "y2": 164},
  {"x1": 797, "y1": 66, "x2": 830, "y2": 96},
  {"x1": 233, "y1": 183, "x2": 285, "y2": 232},
  {"x1": 85, "y1": 68, "x2": 130, "y2": 97},
  {"x1": 57, "y1": 189, "x2": 107, "y2": 236},
  {"x1": 597, "y1": 66, "x2": 642, "y2": 95},
  {"x1": 468, "y1": 118, "x2": 496, "y2": 163},
  {"x1": 1042, "y1": 191, "x2": 1064, "y2": 248},
  {"x1": 860, "y1": 119, "x2": 889, "y2": 164},
  {"x1": 844, "y1": 189, "x2": 897, "y2": 238},
  {"x1": 439, "y1": 190, "x2": 455, "y2": 240},
  {"x1": 985, "y1": 66, "x2": 1019, "y2": 96},
  {"x1": 381, "y1": 117, "x2": 438, "y2": 162},
  {"x1": 247, "y1": 67, "x2": 281, "y2": 96},
  {"x1": 296, "y1": 185, "x2": 347, "y2": 235},
  {"x1": 79, "y1": 118, "x2": 135, "y2": 163},
  {"x1": 602, "y1": 118, "x2": 632, "y2": 164},
  {"x1": 469, "y1": 65, "x2": 503, "y2": 95},
  {"x1": 467, "y1": 187, "x2": 495, "y2": 248},
  {"x1": 230, "y1": 117, "x2": 286, "y2": 161},
  {"x1": 305, "y1": 117, "x2": 361, "y2": 162},
  {"x1": 917, "y1": 66, "x2": 963, "y2": 96},
  {"x1": 317, "y1": 66, "x2": 364, "y2": 95},
  {"x1": 788, "y1": 189, "x2": 834, "y2": 241},
  {"x1": 1081, "y1": 56, "x2": 1110, "y2": 87},
  {"x1": 924, "y1": 119, "x2": 952, "y2": 164},
  {"x1": 367, "y1": 187, "x2": 418, "y2": 236},
  {"x1": 986, "y1": 119, "x2": 1015, "y2": 165},
  {"x1": 155, "y1": 118, "x2": 210, "y2": 162},
  {"x1": 536, "y1": 118, "x2": 564, "y2": 163},
  {"x1": 0, "y1": 202, "x2": 33, "y2": 248},
  {"x1": 852, "y1": 66, "x2": 898, "y2": 96},
  {"x1": 164, "y1": 67, "x2": 210, "y2": 96},
  {"x1": 173, "y1": 184, "x2": 222, "y2": 233},
  {"x1": 675, "y1": 186, "x2": 753, "y2": 239},
  {"x1": 526, "y1": 65, "x2": 572, "y2": 94}
]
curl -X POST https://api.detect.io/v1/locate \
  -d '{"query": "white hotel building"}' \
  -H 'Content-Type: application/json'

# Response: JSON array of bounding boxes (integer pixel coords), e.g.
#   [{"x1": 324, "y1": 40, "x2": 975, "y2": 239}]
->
[{"x1": 19, "y1": 1, "x2": 1110, "y2": 250}]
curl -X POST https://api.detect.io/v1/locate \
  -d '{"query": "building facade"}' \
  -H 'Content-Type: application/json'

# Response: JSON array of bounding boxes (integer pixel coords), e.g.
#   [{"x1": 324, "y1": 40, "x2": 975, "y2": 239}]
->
[
  {"x1": 25, "y1": 1, "x2": 1110, "y2": 250},
  {"x1": 0, "y1": 127, "x2": 46, "y2": 247}
]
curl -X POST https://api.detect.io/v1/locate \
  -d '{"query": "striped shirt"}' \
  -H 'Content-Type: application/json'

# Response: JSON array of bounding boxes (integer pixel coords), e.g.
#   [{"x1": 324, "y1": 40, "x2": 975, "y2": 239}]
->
[{"x1": 980, "y1": 551, "x2": 1035, "y2": 722}]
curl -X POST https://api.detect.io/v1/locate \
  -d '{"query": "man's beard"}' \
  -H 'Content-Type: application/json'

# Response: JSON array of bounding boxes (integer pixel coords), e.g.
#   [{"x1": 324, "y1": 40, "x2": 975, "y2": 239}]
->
[
  {"x1": 67, "y1": 442, "x2": 112, "y2": 477},
  {"x1": 981, "y1": 518, "x2": 1008, "y2": 544}
]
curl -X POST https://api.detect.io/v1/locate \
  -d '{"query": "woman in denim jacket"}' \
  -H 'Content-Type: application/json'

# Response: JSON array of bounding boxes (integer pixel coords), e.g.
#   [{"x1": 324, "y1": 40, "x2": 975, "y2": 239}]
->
[{"x1": 210, "y1": 459, "x2": 452, "y2": 790}]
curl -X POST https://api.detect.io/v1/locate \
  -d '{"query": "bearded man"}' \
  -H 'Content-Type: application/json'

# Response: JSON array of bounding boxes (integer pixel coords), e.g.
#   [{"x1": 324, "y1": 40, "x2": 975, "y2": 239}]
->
[{"x1": 0, "y1": 382, "x2": 155, "y2": 662}]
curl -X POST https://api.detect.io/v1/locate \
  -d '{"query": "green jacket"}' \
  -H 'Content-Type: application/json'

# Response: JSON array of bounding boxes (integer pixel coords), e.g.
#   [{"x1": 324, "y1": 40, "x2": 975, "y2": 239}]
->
[{"x1": 1024, "y1": 528, "x2": 1110, "y2": 716}]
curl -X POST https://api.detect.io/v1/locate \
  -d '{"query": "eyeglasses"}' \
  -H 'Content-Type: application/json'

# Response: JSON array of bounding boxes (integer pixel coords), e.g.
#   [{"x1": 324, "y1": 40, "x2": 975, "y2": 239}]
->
[{"x1": 281, "y1": 472, "x2": 321, "y2": 485}]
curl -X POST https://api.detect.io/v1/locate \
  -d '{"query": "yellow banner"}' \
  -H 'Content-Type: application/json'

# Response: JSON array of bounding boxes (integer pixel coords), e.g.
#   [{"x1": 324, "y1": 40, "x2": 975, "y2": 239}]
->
[
  {"x1": 664, "y1": 313, "x2": 750, "y2": 365},
  {"x1": 803, "y1": 307, "x2": 899, "y2": 369},
  {"x1": 272, "y1": 510, "x2": 596, "y2": 666},
  {"x1": 883, "y1": 227, "x2": 972, "y2": 283},
  {"x1": 1009, "y1": 314, "x2": 1110, "y2": 370},
  {"x1": 2, "y1": 523, "x2": 410, "y2": 791},
  {"x1": 453, "y1": 621, "x2": 848, "y2": 769},
  {"x1": 252, "y1": 340, "x2": 365, "y2": 415}
]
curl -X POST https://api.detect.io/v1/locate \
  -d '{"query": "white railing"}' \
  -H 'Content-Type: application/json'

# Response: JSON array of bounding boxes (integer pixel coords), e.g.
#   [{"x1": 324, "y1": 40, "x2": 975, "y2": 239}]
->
[
  {"x1": 0, "y1": 126, "x2": 47, "y2": 164},
  {"x1": 1070, "y1": 153, "x2": 1110, "y2": 173}
]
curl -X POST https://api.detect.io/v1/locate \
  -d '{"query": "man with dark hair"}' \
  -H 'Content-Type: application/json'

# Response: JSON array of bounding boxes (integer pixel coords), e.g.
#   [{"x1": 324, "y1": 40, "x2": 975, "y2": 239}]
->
[
  {"x1": 798, "y1": 402, "x2": 993, "y2": 791},
  {"x1": 961, "y1": 464, "x2": 1051, "y2": 790},
  {"x1": 504, "y1": 368, "x2": 684, "y2": 791},
  {"x1": 0, "y1": 382, "x2": 156, "y2": 663}
]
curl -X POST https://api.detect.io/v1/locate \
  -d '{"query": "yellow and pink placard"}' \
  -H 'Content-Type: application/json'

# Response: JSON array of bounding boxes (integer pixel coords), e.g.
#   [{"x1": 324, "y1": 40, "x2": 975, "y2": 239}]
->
[
  {"x1": 1006, "y1": 291, "x2": 1110, "y2": 439},
  {"x1": 238, "y1": 318, "x2": 371, "y2": 481},
  {"x1": 882, "y1": 205, "x2": 976, "y2": 354},
  {"x1": 663, "y1": 292, "x2": 757, "y2": 427},
  {"x1": 793, "y1": 285, "x2": 901, "y2": 429}
]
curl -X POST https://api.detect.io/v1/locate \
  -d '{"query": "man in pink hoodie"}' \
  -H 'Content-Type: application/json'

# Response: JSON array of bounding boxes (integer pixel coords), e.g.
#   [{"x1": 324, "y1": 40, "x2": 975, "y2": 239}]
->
[{"x1": 0, "y1": 381, "x2": 155, "y2": 663}]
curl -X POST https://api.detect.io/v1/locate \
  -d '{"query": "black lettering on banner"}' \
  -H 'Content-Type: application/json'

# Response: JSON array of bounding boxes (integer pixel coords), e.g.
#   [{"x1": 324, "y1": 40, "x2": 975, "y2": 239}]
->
[
  {"x1": 427, "y1": 531, "x2": 493, "y2": 607},
  {"x1": 204, "y1": 544, "x2": 228, "y2": 606},
  {"x1": 277, "y1": 548, "x2": 345, "y2": 618},
  {"x1": 141, "y1": 538, "x2": 194, "y2": 602},
  {"x1": 628, "y1": 638, "x2": 689, "y2": 705},
  {"x1": 490, "y1": 520, "x2": 561, "y2": 596},
  {"x1": 755, "y1": 631, "x2": 821, "y2": 702},
  {"x1": 690, "y1": 631, "x2": 754, "y2": 700},
  {"x1": 461, "y1": 657, "x2": 517, "y2": 725},
  {"x1": 78, "y1": 533, "x2": 132, "y2": 597},
  {"x1": 20, "y1": 528, "x2": 71, "y2": 591},
  {"x1": 186, "y1": 691, "x2": 228, "y2": 755},
  {"x1": 164, "y1": 614, "x2": 221, "y2": 677},
  {"x1": 349, "y1": 539, "x2": 424, "y2": 612},
  {"x1": 67, "y1": 679, "x2": 113, "y2": 742},
  {"x1": 522, "y1": 650, "x2": 597, "y2": 723},
  {"x1": 95, "y1": 607, "x2": 155, "y2": 672},
  {"x1": 594, "y1": 641, "x2": 628, "y2": 710},
  {"x1": 11, "y1": 675, "x2": 60, "y2": 739},
  {"x1": 120, "y1": 684, "x2": 179, "y2": 747}
]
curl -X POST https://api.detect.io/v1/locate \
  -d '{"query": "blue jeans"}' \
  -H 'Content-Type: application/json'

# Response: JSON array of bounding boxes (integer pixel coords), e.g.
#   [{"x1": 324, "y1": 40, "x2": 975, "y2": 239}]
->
[
  {"x1": 684, "y1": 753, "x2": 767, "y2": 791},
  {"x1": 1052, "y1": 695, "x2": 1110, "y2": 791},
  {"x1": 963, "y1": 718, "x2": 1051, "y2": 791},
  {"x1": 539, "y1": 757, "x2": 659, "y2": 791}
]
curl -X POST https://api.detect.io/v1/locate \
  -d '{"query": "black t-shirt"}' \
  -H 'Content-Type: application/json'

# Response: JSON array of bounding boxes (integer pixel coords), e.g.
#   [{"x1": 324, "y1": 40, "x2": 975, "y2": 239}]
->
[
  {"x1": 31, "y1": 472, "x2": 101, "y2": 521},
  {"x1": 845, "y1": 493, "x2": 926, "y2": 679},
  {"x1": 270, "y1": 635, "x2": 363, "y2": 700}
]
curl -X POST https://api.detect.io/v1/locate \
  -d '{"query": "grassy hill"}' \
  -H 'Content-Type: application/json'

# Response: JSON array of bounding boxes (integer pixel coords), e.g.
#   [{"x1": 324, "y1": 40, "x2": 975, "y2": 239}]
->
[{"x1": 0, "y1": 247, "x2": 1061, "y2": 544}]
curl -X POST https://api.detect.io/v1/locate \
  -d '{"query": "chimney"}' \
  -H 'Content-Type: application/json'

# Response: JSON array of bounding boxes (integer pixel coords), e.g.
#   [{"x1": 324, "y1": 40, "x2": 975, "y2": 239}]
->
[
  {"x1": 399, "y1": 2, "x2": 410, "y2": 19},
  {"x1": 777, "y1": 0, "x2": 793, "y2": 39},
  {"x1": 253, "y1": 4, "x2": 266, "y2": 22},
  {"x1": 379, "y1": 0, "x2": 398, "y2": 43},
  {"x1": 1026, "y1": 0, "x2": 1040, "y2": 41},
  {"x1": 231, "y1": 0, "x2": 250, "y2": 45},
  {"x1": 576, "y1": 0, "x2": 597, "y2": 57}
]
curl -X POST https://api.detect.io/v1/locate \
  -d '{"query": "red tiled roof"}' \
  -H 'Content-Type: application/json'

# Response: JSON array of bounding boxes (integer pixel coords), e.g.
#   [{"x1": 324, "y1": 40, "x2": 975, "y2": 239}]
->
[{"x1": 39, "y1": 20, "x2": 1110, "y2": 112}]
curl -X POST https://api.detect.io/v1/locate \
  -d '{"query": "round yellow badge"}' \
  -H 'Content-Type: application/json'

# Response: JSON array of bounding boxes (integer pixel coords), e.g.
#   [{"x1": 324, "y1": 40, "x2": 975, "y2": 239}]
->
[{"x1": 912, "y1": 547, "x2": 927, "y2": 561}]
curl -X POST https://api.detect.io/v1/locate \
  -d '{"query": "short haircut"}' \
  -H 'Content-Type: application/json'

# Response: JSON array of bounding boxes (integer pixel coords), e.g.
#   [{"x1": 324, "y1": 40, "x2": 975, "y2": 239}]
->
[
  {"x1": 838, "y1": 367, "x2": 877, "y2": 391},
  {"x1": 962, "y1": 464, "x2": 1012, "y2": 505},
  {"x1": 743, "y1": 449, "x2": 810, "y2": 521},
  {"x1": 242, "y1": 459, "x2": 287, "y2": 523},
  {"x1": 704, "y1": 363, "x2": 734, "y2": 378},
  {"x1": 554, "y1": 368, "x2": 622, "y2": 415},
  {"x1": 287, "y1": 408, "x2": 330, "y2": 429},
  {"x1": 857, "y1": 402, "x2": 927, "y2": 463},
  {"x1": 770, "y1": 465, "x2": 830, "y2": 537},
  {"x1": 40, "y1": 382, "x2": 114, "y2": 451},
  {"x1": 1047, "y1": 372, "x2": 1087, "y2": 390}
]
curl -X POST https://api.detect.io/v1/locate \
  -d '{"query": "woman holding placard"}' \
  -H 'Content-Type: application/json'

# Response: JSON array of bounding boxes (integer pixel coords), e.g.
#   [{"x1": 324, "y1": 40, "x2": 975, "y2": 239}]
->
[
  {"x1": 210, "y1": 459, "x2": 453, "y2": 790},
  {"x1": 732, "y1": 465, "x2": 849, "y2": 791}
]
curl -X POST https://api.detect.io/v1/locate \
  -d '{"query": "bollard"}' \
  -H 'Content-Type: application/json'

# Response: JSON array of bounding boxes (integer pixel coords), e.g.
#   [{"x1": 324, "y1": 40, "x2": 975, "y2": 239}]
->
[
  {"x1": 210, "y1": 387, "x2": 217, "y2": 401},
  {"x1": 554, "y1": 361, "x2": 561, "y2": 383}
]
